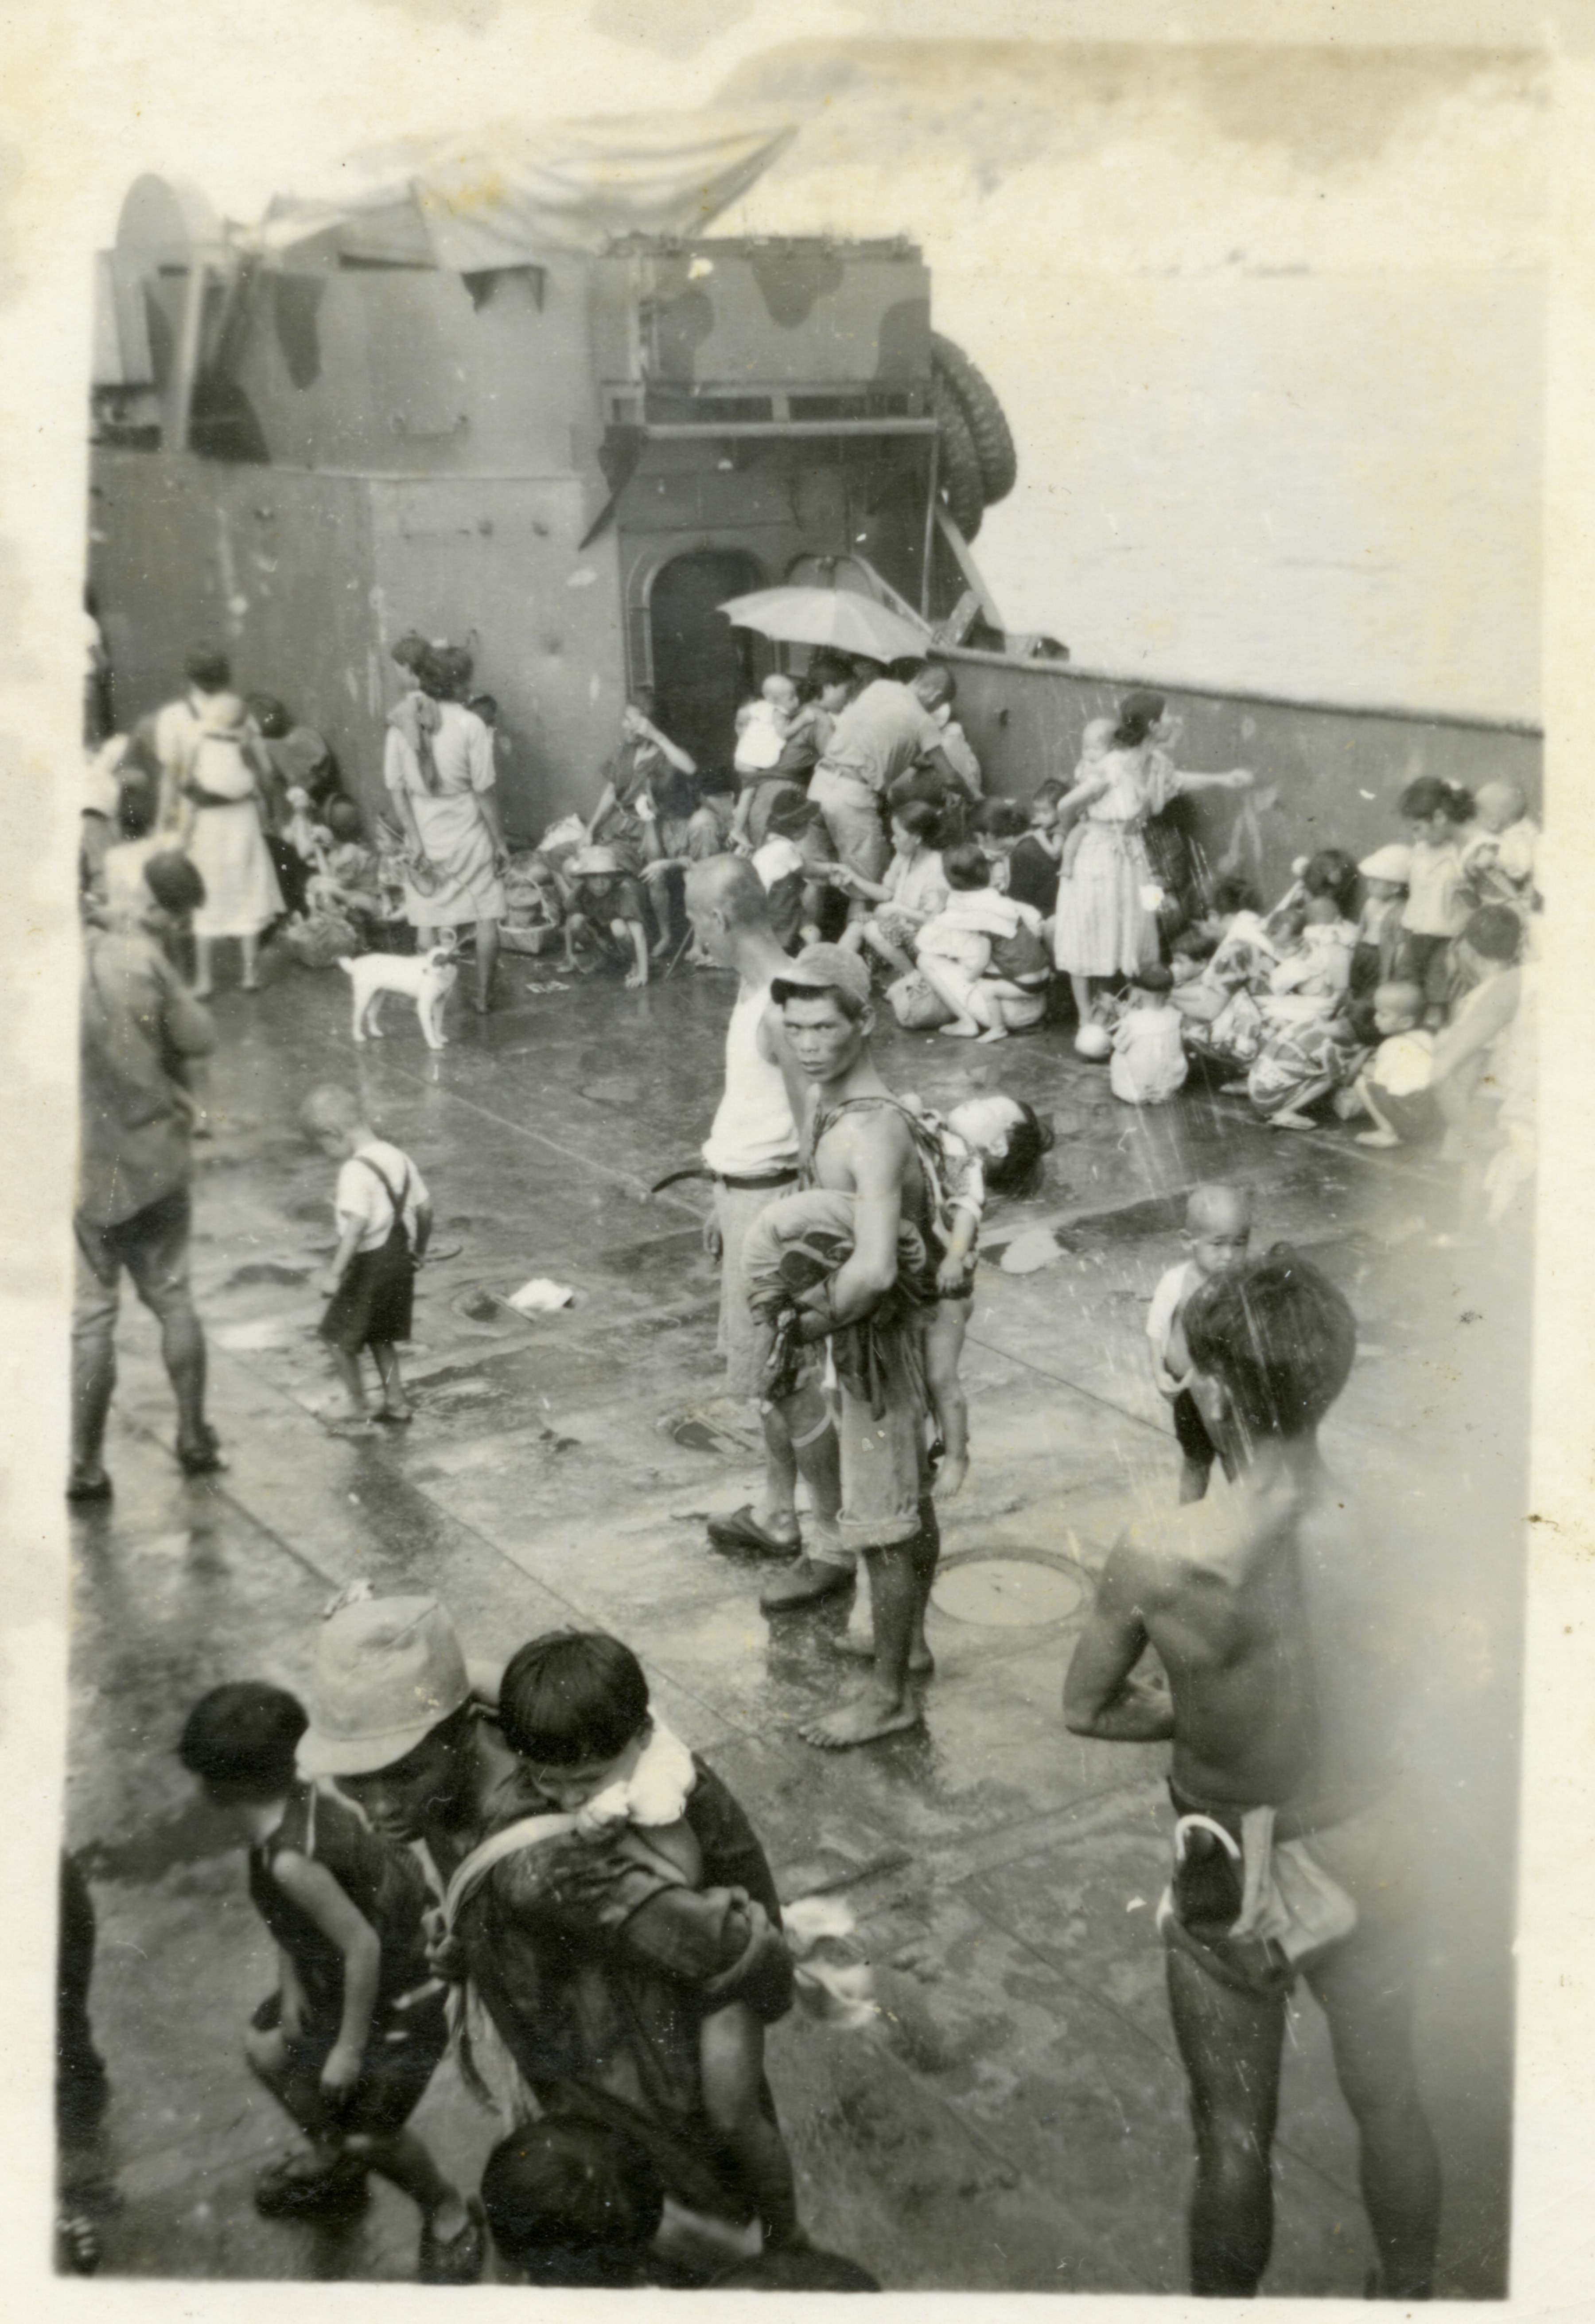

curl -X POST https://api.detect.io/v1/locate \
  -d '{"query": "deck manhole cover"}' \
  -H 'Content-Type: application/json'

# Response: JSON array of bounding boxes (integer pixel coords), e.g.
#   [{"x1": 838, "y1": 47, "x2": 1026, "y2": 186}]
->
[{"x1": 931, "y1": 1557, "x2": 1085, "y2": 1628}]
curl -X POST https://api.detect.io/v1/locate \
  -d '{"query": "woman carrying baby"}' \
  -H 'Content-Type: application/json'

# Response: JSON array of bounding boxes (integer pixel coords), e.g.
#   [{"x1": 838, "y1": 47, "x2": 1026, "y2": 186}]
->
[{"x1": 383, "y1": 645, "x2": 509, "y2": 1015}]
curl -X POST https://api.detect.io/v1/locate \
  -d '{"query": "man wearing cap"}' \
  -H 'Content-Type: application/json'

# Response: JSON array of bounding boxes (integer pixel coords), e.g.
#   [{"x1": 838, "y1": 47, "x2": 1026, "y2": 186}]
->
[
  {"x1": 809, "y1": 660, "x2": 963, "y2": 888},
  {"x1": 299, "y1": 1594, "x2": 794, "y2": 2234},
  {"x1": 685, "y1": 856, "x2": 846, "y2": 1588},
  {"x1": 765, "y1": 943, "x2": 943, "y2": 1748},
  {"x1": 70, "y1": 850, "x2": 222, "y2": 1499}
]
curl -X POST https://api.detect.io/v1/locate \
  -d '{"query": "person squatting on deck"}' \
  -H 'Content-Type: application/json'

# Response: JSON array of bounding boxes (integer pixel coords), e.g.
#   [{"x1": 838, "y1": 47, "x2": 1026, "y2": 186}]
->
[{"x1": 1064, "y1": 1246, "x2": 1440, "y2": 2301}]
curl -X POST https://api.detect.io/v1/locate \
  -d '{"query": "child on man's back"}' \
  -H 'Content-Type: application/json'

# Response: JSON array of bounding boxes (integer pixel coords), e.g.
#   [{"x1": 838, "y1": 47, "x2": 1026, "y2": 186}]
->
[
  {"x1": 1147, "y1": 1184, "x2": 1252, "y2": 1502},
  {"x1": 302, "y1": 1084, "x2": 432, "y2": 1433},
  {"x1": 495, "y1": 1633, "x2": 801, "y2": 2251},
  {"x1": 177, "y1": 1682, "x2": 479, "y2": 2279}
]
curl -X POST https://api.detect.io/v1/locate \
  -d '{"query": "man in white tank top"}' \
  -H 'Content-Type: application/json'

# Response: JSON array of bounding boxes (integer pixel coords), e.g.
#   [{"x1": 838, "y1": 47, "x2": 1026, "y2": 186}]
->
[{"x1": 686, "y1": 858, "x2": 846, "y2": 1596}]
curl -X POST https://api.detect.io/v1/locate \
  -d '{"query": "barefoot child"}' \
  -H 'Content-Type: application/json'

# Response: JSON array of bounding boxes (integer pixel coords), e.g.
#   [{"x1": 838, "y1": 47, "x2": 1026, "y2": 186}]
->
[
  {"x1": 177, "y1": 1682, "x2": 480, "y2": 2280},
  {"x1": 492, "y1": 1634, "x2": 802, "y2": 2250},
  {"x1": 303, "y1": 1085, "x2": 431, "y2": 1431},
  {"x1": 1146, "y1": 1184, "x2": 1252, "y2": 1502},
  {"x1": 1345, "y1": 981, "x2": 1436, "y2": 1148}
]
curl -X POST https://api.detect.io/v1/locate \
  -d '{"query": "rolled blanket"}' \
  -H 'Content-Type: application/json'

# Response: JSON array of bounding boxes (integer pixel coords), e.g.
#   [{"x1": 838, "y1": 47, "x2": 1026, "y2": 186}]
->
[{"x1": 741, "y1": 1188, "x2": 931, "y2": 1416}]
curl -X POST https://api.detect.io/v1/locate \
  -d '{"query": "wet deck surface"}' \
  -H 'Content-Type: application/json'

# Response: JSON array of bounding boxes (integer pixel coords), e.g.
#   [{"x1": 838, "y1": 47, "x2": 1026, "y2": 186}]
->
[{"x1": 66, "y1": 946, "x2": 1525, "y2": 2293}]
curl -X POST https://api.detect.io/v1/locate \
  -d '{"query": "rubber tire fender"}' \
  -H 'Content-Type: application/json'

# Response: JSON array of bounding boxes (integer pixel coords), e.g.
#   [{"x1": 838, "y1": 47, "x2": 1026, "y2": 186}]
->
[
  {"x1": 930, "y1": 332, "x2": 1018, "y2": 506},
  {"x1": 930, "y1": 369, "x2": 986, "y2": 543}
]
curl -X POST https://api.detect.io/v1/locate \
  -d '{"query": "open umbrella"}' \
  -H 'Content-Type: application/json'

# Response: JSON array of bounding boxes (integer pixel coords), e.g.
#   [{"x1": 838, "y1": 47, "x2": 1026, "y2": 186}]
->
[{"x1": 718, "y1": 586, "x2": 931, "y2": 664}]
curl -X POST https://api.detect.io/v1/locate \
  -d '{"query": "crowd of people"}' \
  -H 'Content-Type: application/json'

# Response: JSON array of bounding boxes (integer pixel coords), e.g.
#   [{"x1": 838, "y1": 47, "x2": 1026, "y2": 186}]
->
[{"x1": 64, "y1": 623, "x2": 1541, "y2": 2292}]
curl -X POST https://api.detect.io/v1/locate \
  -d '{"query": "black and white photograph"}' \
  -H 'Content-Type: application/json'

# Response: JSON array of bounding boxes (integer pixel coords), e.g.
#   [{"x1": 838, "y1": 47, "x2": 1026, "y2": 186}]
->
[{"x1": 2, "y1": 0, "x2": 1590, "y2": 2308}]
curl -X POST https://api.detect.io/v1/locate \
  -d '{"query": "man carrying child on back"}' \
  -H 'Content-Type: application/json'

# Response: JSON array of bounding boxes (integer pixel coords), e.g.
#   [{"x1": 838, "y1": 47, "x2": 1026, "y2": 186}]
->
[
  {"x1": 761, "y1": 944, "x2": 945, "y2": 1748},
  {"x1": 297, "y1": 1593, "x2": 800, "y2": 2254}
]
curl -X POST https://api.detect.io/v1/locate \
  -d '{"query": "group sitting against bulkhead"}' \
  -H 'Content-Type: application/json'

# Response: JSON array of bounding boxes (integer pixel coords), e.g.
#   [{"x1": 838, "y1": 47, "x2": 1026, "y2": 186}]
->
[{"x1": 80, "y1": 639, "x2": 1539, "y2": 1194}]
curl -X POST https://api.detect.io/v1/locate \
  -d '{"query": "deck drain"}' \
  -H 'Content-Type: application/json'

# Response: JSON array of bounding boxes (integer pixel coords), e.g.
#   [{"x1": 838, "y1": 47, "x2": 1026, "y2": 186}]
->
[{"x1": 931, "y1": 1556, "x2": 1085, "y2": 1629}]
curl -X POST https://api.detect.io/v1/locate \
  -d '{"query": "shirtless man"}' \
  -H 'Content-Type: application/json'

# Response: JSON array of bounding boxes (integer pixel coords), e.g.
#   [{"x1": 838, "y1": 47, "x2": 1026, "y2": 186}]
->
[
  {"x1": 1063, "y1": 1246, "x2": 1440, "y2": 2299},
  {"x1": 685, "y1": 857, "x2": 846, "y2": 1590},
  {"x1": 768, "y1": 944, "x2": 941, "y2": 1748}
]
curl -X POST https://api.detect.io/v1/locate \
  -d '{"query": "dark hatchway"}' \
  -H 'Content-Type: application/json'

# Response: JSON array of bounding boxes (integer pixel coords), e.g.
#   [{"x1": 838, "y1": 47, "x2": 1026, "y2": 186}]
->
[{"x1": 648, "y1": 548, "x2": 767, "y2": 775}]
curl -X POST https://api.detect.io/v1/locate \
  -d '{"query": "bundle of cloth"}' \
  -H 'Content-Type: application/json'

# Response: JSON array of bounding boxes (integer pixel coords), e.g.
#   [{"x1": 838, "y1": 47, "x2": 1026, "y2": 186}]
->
[{"x1": 741, "y1": 1189, "x2": 934, "y2": 1414}]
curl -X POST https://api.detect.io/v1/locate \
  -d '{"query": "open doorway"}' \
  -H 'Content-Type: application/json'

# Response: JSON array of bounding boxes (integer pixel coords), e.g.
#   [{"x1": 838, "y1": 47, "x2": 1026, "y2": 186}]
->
[{"x1": 648, "y1": 548, "x2": 766, "y2": 774}]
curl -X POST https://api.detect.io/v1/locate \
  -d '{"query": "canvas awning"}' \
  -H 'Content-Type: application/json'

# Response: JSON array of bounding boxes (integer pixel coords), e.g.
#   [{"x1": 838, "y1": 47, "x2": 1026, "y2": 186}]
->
[{"x1": 237, "y1": 112, "x2": 798, "y2": 269}]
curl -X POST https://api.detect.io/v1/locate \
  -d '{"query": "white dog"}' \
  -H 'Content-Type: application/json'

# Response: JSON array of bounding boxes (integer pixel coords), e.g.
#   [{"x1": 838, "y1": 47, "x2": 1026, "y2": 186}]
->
[{"x1": 340, "y1": 938, "x2": 459, "y2": 1049}]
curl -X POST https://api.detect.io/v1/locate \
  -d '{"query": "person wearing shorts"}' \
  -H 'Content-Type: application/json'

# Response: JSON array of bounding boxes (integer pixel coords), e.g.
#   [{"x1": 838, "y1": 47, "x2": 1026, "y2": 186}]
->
[
  {"x1": 766, "y1": 945, "x2": 943, "y2": 1750},
  {"x1": 71, "y1": 851, "x2": 222, "y2": 1498},
  {"x1": 1066, "y1": 1248, "x2": 1439, "y2": 2299},
  {"x1": 685, "y1": 858, "x2": 843, "y2": 1576}
]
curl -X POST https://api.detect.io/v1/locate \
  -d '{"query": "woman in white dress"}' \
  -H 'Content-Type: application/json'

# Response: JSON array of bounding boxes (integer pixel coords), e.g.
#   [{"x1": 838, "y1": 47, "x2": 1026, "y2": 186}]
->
[
  {"x1": 175, "y1": 693, "x2": 284, "y2": 997},
  {"x1": 383, "y1": 646, "x2": 509, "y2": 1014},
  {"x1": 1053, "y1": 690, "x2": 1252, "y2": 1050}
]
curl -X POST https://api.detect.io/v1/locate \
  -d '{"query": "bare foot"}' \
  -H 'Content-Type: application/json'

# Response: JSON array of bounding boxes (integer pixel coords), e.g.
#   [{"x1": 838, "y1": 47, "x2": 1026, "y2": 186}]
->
[
  {"x1": 933, "y1": 1452, "x2": 968, "y2": 1500},
  {"x1": 941, "y1": 1019, "x2": 983, "y2": 1038},
  {"x1": 623, "y1": 966, "x2": 648, "y2": 990},
  {"x1": 1356, "y1": 1128, "x2": 1400, "y2": 1147},
  {"x1": 1266, "y1": 1110, "x2": 1318, "y2": 1131},
  {"x1": 190, "y1": 985, "x2": 214, "y2": 1002},
  {"x1": 828, "y1": 1632, "x2": 935, "y2": 1676},
  {"x1": 976, "y1": 1024, "x2": 1009, "y2": 1044},
  {"x1": 799, "y1": 1691, "x2": 923, "y2": 1748},
  {"x1": 1219, "y1": 1079, "x2": 1250, "y2": 1096}
]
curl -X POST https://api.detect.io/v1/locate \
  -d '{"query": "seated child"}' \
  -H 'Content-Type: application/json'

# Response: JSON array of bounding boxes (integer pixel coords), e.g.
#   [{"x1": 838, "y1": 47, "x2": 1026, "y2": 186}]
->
[
  {"x1": 1342, "y1": 980, "x2": 1436, "y2": 1147},
  {"x1": 481, "y1": 2119, "x2": 665, "y2": 2287},
  {"x1": 834, "y1": 800, "x2": 948, "y2": 977},
  {"x1": 733, "y1": 674, "x2": 799, "y2": 777},
  {"x1": 558, "y1": 844, "x2": 652, "y2": 988},
  {"x1": 1350, "y1": 843, "x2": 1411, "y2": 998},
  {"x1": 1147, "y1": 1184, "x2": 1252, "y2": 1501},
  {"x1": 494, "y1": 1634, "x2": 801, "y2": 2249},
  {"x1": 299, "y1": 797, "x2": 381, "y2": 949},
  {"x1": 1110, "y1": 964, "x2": 1188, "y2": 1105},
  {"x1": 303, "y1": 1085, "x2": 432, "y2": 1431},
  {"x1": 177, "y1": 1682, "x2": 476, "y2": 2277},
  {"x1": 1263, "y1": 890, "x2": 1358, "y2": 1013},
  {"x1": 915, "y1": 842, "x2": 1049, "y2": 1041},
  {"x1": 1459, "y1": 777, "x2": 1538, "y2": 915},
  {"x1": 1006, "y1": 781, "x2": 1065, "y2": 918}
]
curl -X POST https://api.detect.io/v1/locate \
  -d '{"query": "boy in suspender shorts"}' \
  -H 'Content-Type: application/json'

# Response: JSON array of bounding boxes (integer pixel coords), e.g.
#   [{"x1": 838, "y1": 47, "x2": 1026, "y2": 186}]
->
[{"x1": 303, "y1": 1086, "x2": 433, "y2": 1433}]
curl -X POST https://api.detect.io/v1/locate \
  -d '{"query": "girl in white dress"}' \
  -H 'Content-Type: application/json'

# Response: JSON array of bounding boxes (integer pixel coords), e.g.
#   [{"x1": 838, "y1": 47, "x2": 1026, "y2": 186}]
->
[
  {"x1": 1052, "y1": 691, "x2": 1252, "y2": 1051},
  {"x1": 176, "y1": 694, "x2": 283, "y2": 997}
]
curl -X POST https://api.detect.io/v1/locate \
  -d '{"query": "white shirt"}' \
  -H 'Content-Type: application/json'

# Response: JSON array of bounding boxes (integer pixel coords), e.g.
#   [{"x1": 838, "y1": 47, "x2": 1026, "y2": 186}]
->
[
  {"x1": 1370, "y1": 1028, "x2": 1434, "y2": 1097},
  {"x1": 701, "y1": 979, "x2": 798, "y2": 1179},
  {"x1": 1146, "y1": 1259, "x2": 1203, "y2": 1372},
  {"x1": 752, "y1": 836, "x2": 805, "y2": 889},
  {"x1": 335, "y1": 1140, "x2": 429, "y2": 1254}
]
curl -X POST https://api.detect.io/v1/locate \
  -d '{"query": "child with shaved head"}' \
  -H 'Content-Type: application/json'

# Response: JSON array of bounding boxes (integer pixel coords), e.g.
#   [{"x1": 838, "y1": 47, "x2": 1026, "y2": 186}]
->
[{"x1": 1146, "y1": 1185, "x2": 1253, "y2": 1501}]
